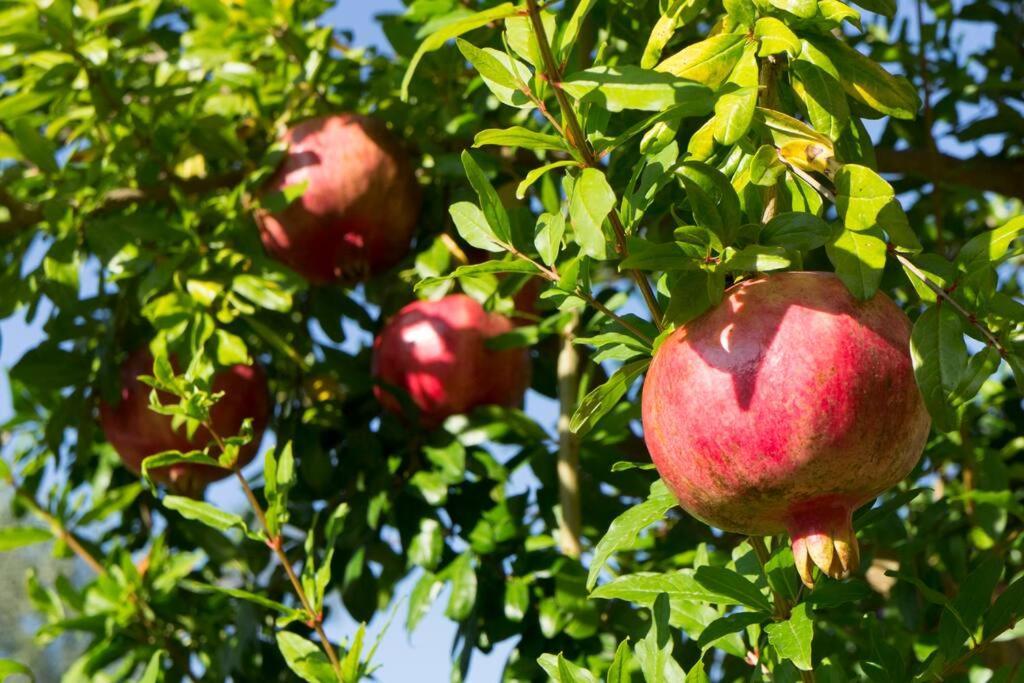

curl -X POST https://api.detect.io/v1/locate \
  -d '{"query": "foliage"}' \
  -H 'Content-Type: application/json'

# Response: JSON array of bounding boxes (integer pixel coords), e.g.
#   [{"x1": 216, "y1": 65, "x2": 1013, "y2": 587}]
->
[{"x1": 0, "y1": 0, "x2": 1022, "y2": 681}]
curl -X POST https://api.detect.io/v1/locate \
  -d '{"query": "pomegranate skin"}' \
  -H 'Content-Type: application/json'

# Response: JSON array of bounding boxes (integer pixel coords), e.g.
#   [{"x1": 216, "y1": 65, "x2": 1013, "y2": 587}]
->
[
  {"x1": 372, "y1": 295, "x2": 530, "y2": 426},
  {"x1": 257, "y1": 114, "x2": 421, "y2": 283},
  {"x1": 100, "y1": 348, "x2": 270, "y2": 497},
  {"x1": 642, "y1": 272, "x2": 930, "y2": 585}
]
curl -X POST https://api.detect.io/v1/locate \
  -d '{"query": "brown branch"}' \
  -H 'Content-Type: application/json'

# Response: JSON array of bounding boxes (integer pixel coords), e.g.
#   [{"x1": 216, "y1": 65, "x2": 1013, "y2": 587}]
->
[
  {"x1": 523, "y1": 0, "x2": 664, "y2": 330},
  {"x1": 875, "y1": 148, "x2": 1024, "y2": 201}
]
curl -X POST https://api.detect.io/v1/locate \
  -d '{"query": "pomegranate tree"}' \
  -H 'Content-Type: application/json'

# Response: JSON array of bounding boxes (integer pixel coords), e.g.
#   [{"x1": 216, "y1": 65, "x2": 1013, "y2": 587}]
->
[
  {"x1": 642, "y1": 272, "x2": 930, "y2": 586},
  {"x1": 100, "y1": 348, "x2": 271, "y2": 497},
  {"x1": 257, "y1": 114, "x2": 421, "y2": 283},
  {"x1": 373, "y1": 294, "x2": 530, "y2": 425}
]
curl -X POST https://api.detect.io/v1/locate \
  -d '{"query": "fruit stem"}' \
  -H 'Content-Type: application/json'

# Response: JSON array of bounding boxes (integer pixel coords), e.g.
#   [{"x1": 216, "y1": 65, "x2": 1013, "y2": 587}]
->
[
  {"x1": 748, "y1": 536, "x2": 790, "y2": 620},
  {"x1": 556, "y1": 312, "x2": 583, "y2": 558}
]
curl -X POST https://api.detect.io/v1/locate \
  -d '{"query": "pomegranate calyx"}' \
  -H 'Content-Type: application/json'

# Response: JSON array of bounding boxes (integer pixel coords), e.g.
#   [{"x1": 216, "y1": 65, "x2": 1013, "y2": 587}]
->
[{"x1": 786, "y1": 499, "x2": 859, "y2": 589}]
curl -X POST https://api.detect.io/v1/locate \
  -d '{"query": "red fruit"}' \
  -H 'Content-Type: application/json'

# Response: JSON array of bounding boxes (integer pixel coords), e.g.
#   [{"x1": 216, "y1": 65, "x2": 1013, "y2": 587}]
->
[
  {"x1": 100, "y1": 348, "x2": 270, "y2": 497},
  {"x1": 641, "y1": 272, "x2": 930, "y2": 586},
  {"x1": 372, "y1": 294, "x2": 530, "y2": 425},
  {"x1": 257, "y1": 114, "x2": 421, "y2": 283}
]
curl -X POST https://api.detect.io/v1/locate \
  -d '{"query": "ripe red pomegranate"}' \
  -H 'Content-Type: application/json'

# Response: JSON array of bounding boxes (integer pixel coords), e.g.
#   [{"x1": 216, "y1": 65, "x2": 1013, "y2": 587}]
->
[
  {"x1": 372, "y1": 294, "x2": 530, "y2": 425},
  {"x1": 100, "y1": 348, "x2": 270, "y2": 497},
  {"x1": 257, "y1": 114, "x2": 421, "y2": 283},
  {"x1": 642, "y1": 272, "x2": 930, "y2": 587}
]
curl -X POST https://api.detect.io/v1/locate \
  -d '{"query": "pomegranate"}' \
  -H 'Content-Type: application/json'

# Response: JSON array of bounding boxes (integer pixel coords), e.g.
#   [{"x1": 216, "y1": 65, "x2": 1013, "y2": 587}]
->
[
  {"x1": 100, "y1": 348, "x2": 271, "y2": 497},
  {"x1": 257, "y1": 114, "x2": 421, "y2": 283},
  {"x1": 372, "y1": 294, "x2": 530, "y2": 425},
  {"x1": 641, "y1": 272, "x2": 930, "y2": 586}
]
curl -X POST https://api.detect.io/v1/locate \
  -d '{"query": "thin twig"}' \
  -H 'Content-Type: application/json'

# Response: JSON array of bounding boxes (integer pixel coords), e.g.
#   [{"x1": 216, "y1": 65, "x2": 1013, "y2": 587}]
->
[
  {"x1": 206, "y1": 425, "x2": 342, "y2": 678},
  {"x1": 523, "y1": 0, "x2": 664, "y2": 330},
  {"x1": 780, "y1": 160, "x2": 1006, "y2": 357},
  {"x1": 892, "y1": 251, "x2": 1007, "y2": 356}
]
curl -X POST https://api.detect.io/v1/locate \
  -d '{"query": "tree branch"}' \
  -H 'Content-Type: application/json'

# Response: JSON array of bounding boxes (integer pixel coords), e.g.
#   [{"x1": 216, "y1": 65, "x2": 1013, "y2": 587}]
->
[
  {"x1": 875, "y1": 148, "x2": 1024, "y2": 201},
  {"x1": 556, "y1": 313, "x2": 582, "y2": 559},
  {"x1": 0, "y1": 170, "x2": 247, "y2": 236}
]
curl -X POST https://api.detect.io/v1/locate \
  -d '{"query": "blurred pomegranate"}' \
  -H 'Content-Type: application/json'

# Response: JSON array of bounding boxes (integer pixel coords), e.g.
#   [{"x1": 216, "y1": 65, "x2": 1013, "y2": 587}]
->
[
  {"x1": 373, "y1": 294, "x2": 530, "y2": 425},
  {"x1": 257, "y1": 114, "x2": 420, "y2": 283},
  {"x1": 100, "y1": 348, "x2": 270, "y2": 497}
]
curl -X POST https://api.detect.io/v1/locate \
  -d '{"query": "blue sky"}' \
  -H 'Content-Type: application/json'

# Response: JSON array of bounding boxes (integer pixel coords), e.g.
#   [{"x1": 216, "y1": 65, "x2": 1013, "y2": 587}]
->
[{"x1": 0, "y1": 0, "x2": 1003, "y2": 681}]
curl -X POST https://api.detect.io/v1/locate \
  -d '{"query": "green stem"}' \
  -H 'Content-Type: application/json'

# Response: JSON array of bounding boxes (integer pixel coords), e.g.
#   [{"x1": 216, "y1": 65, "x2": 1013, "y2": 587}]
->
[{"x1": 523, "y1": 0, "x2": 664, "y2": 330}]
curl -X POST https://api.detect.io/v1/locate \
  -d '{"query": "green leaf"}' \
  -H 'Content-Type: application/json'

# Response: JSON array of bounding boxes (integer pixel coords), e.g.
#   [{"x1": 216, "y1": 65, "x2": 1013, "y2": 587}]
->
[
  {"x1": 163, "y1": 495, "x2": 249, "y2": 535},
  {"x1": 339, "y1": 623, "x2": 365, "y2": 683},
  {"x1": 791, "y1": 40, "x2": 849, "y2": 140},
  {"x1": 768, "y1": 0, "x2": 818, "y2": 18},
  {"x1": 588, "y1": 480, "x2": 676, "y2": 589},
  {"x1": 182, "y1": 580, "x2": 301, "y2": 616},
  {"x1": 142, "y1": 451, "x2": 223, "y2": 484},
  {"x1": 457, "y1": 40, "x2": 535, "y2": 109},
  {"x1": 556, "y1": 0, "x2": 599, "y2": 60},
  {"x1": 407, "y1": 571, "x2": 443, "y2": 634},
  {"x1": 593, "y1": 569, "x2": 754, "y2": 608},
  {"x1": 765, "y1": 602, "x2": 814, "y2": 671},
  {"x1": 11, "y1": 120, "x2": 59, "y2": 174},
  {"x1": 562, "y1": 66, "x2": 714, "y2": 113},
  {"x1": 847, "y1": 0, "x2": 895, "y2": 17},
  {"x1": 569, "y1": 168, "x2": 616, "y2": 259},
  {"x1": 276, "y1": 632, "x2": 336, "y2": 683},
  {"x1": 762, "y1": 212, "x2": 831, "y2": 251},
  {"x1": 806, "y1": 579, "x2": 873, "y2": 607},
  {"x1": 938, "y1": 555, "x2": 1002, "y2": 658},
  {"x1": 473, "y1": 126, "x2": 567, "y2": 151},
  {"x1": 138, "y1": 650, "x2": 164, "y2": 683},
  {"x1": 663, "y1": 269, "x2": 724, "y2": 326},
  {"x1": 461, "y1": 150, "x2": 512, "y2": 244},
  {"x1": 754, "y1": 17, "x2": 800, "y2": 57},
  {"x1": 535, "y1": 212, "x2": 566, "y2": 266},
  {"x1": 0, "y1": 659, "x2": 34, "y2": 682},
  {"x1": 516, "y1": 161, "x2": 577, "y2": 199},
  {"x1": 401, "y1": 3, "x2": 519, "y2": 99},
  {"x1": 693, "y1": 566, "x2": 772, "y2": 612},
  {"x1": 409, "y1": 518, "x2": 444, "y2": 570},
  {"x1": 231, "y1": 275, "x2": 293, "y2": 312},
  {"x1": 606, "y1": 640, "x2": 634, "y2": 683},
  {"x1": 0, "y1": 527, "x2": 51, "y2": 552},
  {"x1": 956, "y1": 216, "x2": 1024, "y2": 274},
  {"x1": 807, "y1": 35, "x2": 920, "y2": 119},
  {"x1": 641, "y1": 0, "x2": 710, "y2": 68},
  {"x1": 697, "y1": 611, "x2": 767, "y2": 650},
  {"x1": 676, "y1": 162, "x2": 742, "y2": 238},
  {"x1": 983, "y1": 574, "x2": 1024, "y2": 639},
  {"x1": 825, "y1": 225, "x2": 886, "y2": 300},
  {"x1": 910, "y1": 305, "x2": 967, "y2": 431},
  {"x1": 720, "y1": 245, "x2": 792, "y2": 272},
  {"x1": 445, "y1": 553, "x2": 477, "y2": 620},
  {"x1": 570, "y1": 358, "x2": 649, "y2": 436},
  {"x1": 636, "y1": 593, "x2": 687, "y2": 682},
  {"x1": 449, "y1": 202, "x2": 503, "y2": 252},
  {"x1": 504, "y1": 577, "x2": 530, "y2": 622},
  {"x1": 713, "y1": 45, "x2": 758, "y2": 145},
  {"x1": 656, "y1": 33, "x2": 747, "y2": 89}
]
